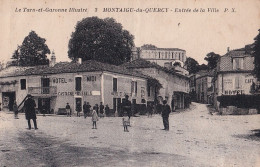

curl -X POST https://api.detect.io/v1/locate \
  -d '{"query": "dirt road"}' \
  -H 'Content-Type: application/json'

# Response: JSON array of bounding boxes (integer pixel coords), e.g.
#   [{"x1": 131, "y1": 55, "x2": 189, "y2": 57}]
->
[{"x1": 0, "y1": 102, "x2": 259, "y2": 166}]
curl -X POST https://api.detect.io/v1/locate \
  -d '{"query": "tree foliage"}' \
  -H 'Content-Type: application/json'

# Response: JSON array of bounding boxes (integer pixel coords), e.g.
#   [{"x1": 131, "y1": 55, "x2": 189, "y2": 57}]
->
[
  {"x1": 11, "y1": 31, "x2": 50, "y2": 66},
  {"x1": 198, "y1": 64, "x2": 208, "y2": 71},
  {"x1": 185, "y1": 57, "x2": 199, "y2": 74},
  {"x1": 0, "y1": 61, "x2": 5, "y2": 71},
  {"x1": 204, "y1": 52, "x2": 220, "y2": 70},
  {"x1": 68, "y1": 17, "x2": 135, "y2": 65},
  {"x1": 253, "y1": 29, "x2": 260, "y2": 81}
]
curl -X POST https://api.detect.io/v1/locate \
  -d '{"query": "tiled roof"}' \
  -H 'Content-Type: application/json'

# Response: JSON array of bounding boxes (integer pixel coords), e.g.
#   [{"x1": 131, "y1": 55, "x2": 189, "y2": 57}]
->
[
  {"x1": 121, "y1": 59, "x2": 189, "y2": 79},
  {"x1": 0, "y1": 60, "x2": 152, "y2": 80}
]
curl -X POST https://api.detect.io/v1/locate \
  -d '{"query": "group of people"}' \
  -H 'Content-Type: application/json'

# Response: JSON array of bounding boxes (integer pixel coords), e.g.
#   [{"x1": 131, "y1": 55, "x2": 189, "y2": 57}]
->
[
  {"x1": 15, "y1": 94, "x2": 173, "y2": 131},
  {"x1": 65, "y1": 101, "x2": 110, "y2": 118}
]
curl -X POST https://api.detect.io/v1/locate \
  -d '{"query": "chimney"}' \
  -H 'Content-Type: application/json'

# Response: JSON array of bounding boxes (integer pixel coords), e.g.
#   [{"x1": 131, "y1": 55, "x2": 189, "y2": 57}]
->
[
  {"x1": 227, "y1": 47, "x2": 230, "y2": 52},
  {"x1": 49, "y1": 50, "x2": 56, "y2": 67}
]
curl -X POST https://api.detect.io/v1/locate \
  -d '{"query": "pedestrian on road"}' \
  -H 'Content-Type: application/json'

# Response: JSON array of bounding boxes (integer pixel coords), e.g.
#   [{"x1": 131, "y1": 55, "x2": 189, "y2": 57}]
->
[
  {"x1": 105, "y1": 104, "x2": 110, "y2": 117},
  {"x1": 161, "y1": 100, "x2": 171, "y2": 131},
  {"x1": 66, "y1": 103, "x2": 71, "y2": 117},
  {"x1": 171, "y1": 98, "x2": 175, "y2": 112},
  {"x1": 83, "y1": 101, "x2": 91, "y2": 118},
  {"x1": 13, "y1": 100, "x2": 19, "y2": 119},
  {"x1": 93, "y1": 104, "x2": 99, "y2": 116},
  {"x1": 24, "y1": 94, "x2": 38, "y2": 130},
  {"x1": 99, "y1": 102, "x2": 104, "y2": 118},
  {"x1": 122, "y1": 117, "x2": 129, "y2": 132},
  {"x1": 147, "y1": 103, "x2": 154, "y2": 118},
  {"x1": 76, "y1": 101, "x2": 82, "y2": 117},
  {"x1": 122, "y1": 95, "x2": 131, "y2": 125},
  {"x1": 92, "y1": 109, "x2": 98, "y2": 129}
]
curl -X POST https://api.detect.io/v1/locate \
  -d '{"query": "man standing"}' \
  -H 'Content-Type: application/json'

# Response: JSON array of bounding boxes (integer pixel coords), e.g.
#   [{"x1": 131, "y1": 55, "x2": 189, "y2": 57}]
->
[
  {"x1": 24, "y1": 94, "x2": 37, "y2": 130},
  {"x1": 66, "y1": 103, "x2": 71, "y2": 117},
  {"x1": 83, "y1": 101, "x2": 91, "y2": 118},
  {"x1": 76, "y1": 101, "x2": 82, "y2": 117},
  {"x1": 161, "y1": 100, "x2": 171, "y2": 131},
  {"x1": 99, "y1": 102, "x2": 104, "y2": 118}
]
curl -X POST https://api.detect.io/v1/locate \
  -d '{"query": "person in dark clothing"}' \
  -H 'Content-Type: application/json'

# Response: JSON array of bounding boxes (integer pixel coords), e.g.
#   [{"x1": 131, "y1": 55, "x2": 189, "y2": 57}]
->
[
  {"x1": 161, "y1": 100, "x2": 171, "y2": 131},
  {"x1": 99, "y1": 102, "x2": 104, "y2": 118},
  {"x1": 105, "y1": 104, "x2": 110, "y2": 117},
  {"x1": 24, "y1": 94, "x2": 37, "y2": 130},
  {"x1": 66, "y1": 103, "x2": 71, "y2": 117},
  {"x1": 13, "y1": 101, "x2": 19, "y2": 119},
  {"x1": 171, "y1": 98, "x2": 175, "y2": 112},
  {"x1": 83, "y1": 101, "x2": 91, "y2": 118},
  {"x1": 147, "y1": 103, "x2": 154, "y2": 118},
  {"x1": 122, "y1": 95, "x2": 131, "y2": 125},
  {"x1": 76, "y1": 101, "x2": 82, "y2": 117}
]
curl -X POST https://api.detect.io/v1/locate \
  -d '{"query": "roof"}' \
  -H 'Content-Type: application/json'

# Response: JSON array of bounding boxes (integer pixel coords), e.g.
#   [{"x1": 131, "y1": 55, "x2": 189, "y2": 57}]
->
[
  {"x1": 0, "y1": 60, "x2": 144, "y2": 79},
  {"x1": 195, "y1": 70, "x2": 215, "y2": 79},
  {"x1": 121, "y1": 59, "x2": 189, "y2": 79},
  {"x1": 141, "y1": 48, "x2": 185, "y2": 52}
]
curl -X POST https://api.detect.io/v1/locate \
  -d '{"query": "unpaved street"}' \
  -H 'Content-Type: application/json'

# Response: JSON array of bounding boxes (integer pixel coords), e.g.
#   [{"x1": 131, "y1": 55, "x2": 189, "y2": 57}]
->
[{"x1": 0, "y1": 103, "x2": 259, "y2": 167}]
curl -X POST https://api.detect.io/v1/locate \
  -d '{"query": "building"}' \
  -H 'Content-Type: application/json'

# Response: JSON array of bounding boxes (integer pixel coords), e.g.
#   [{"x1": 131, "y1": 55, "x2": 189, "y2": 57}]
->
[
  {"x1": 0, "y1": 60, "x2": 160, "y2": 115},
  {"x1": 122, "y1": 59, "x2": 190, "y2": 109},
  {"x1": 195, "y1": 70, "x2": 214, "y2": 104},
  {"x1": 131, "y1": 46, "x2": 188, "y2": 75},
  {"x1": 214, "y1": 45, "x2": 260, "y2": 114}
]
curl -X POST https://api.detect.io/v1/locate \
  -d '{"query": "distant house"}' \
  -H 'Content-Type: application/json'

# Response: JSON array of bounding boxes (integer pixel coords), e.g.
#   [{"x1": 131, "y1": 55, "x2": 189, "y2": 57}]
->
[
  {"x1": 214, "y1": 45, "x2": 260, "y2": 114},
  {"x1": 122, "y1": 59, "x2": 190, "y2": 109},
  {"x1": 131, "y1": 46, "x2": 188, "y2": 75},
  {"x1": 0, "y1": 59, "x2": 160, "y2": 115}
]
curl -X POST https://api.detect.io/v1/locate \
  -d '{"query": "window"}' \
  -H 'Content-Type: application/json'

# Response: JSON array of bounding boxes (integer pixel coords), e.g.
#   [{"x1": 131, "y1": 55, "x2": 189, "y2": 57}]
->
[
  {"x1": 159, "y1": 52, "x2": 161, "y2": 58},
  {"x1": 233, "y1": 58, "x2": 243, "y2": 70},
  {"x1": 147, "y1": 86, "x2": 151, "y2": 97},
  {"x1": 75, "y1": 77, "x2": 82, "y2": 91},
  {"x1": 20, "y1": 79, "x2": 26, "y2": 90},
  {"x1": 113, "y1": 78, "x2": 117, "y2": 92},
  {"x1": 172, "y1": 53, "x2": 174, "y2": 59},
  {"x1": 235, "y1": 76, "x2": 242, "y2": 89},
  {"x1": 135, "y1": 81, "x2": 137, "y2": 94}
]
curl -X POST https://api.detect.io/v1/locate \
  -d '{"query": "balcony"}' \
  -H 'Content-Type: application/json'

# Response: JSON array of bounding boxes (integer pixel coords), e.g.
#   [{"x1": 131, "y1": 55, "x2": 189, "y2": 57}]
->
[{"x1": 28, "y1": 86, "x2": 57, "y2": 96}]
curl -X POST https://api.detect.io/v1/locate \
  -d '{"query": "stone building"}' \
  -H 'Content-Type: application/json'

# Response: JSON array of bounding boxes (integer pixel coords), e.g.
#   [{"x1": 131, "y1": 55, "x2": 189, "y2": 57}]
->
[
  {"x1": 214, "y1": 45, "x2": 259, "y2": 114},
  {"x1": 131, "y1": 46, "x2": 188, "y2": 75},
  {"x1": 0, "y1": 60, "x2": 160, "y2": 115},
  {"x1": 122, "y1": 59, "x2": 190, "y2": 109}
]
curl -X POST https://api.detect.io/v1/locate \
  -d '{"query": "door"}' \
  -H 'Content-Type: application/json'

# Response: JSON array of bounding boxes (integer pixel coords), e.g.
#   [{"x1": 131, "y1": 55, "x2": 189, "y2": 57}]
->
[{"x1": 75, "y1": 98, "x2": 82, "y2": 112}]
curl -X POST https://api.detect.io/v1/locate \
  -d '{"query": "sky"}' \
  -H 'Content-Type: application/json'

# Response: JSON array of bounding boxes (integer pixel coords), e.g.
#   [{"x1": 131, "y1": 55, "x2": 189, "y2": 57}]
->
[{"x1": 0, "y1": 0, "x2": 259, "y2": 65}]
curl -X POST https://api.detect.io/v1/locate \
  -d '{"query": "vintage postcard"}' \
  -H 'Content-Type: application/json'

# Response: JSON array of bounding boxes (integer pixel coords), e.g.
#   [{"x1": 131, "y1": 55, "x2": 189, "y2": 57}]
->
[{"x1": 0, "y1": 0, "x2": 259, "y2": 166}]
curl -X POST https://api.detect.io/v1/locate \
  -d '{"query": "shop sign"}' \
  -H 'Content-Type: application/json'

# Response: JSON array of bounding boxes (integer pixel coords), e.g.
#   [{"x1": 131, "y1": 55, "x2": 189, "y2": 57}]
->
[
  {"x1": 86, "y1": 76, "x2": 97, "y2": 82},
  {"x1": 52, "y1": 78, "x2": 68, "y2": 84},
  {"x1": 224, "y1": 90, "x2": 244, "y2": 95},
  {"x1": 57, "y1": 91, "x2": 99, "y2": 96}
]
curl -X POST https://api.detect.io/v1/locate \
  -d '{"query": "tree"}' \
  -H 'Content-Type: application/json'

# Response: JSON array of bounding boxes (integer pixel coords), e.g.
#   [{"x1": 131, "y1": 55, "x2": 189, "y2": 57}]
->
[
  {"x1": 11, "y1": 31, "x2": 50, "y2": 66},
  {"x1": 204, "y1": 52, "x2": 220, "y2": 70},
  {"x1": 198, "y1": 64, "x2": 208, "y2": 71},
  {"x1": 185, "y1": 57, "x2": 199, "y2": 74},
  {"x1": 0, "y1": 61, "x2": 5, "y2": 71},
  {"x1": 68, "y1": 17, "x2": 135, "y2": 65},
  {"x1": 253, "y1": 29, "x2": 260, "y2": 81}
]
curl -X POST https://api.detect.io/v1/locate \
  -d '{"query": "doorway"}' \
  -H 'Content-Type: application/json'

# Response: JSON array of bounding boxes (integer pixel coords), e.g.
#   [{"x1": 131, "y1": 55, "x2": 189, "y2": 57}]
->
[
  {"x1": 2, "y1": 92, "x2": 16, "y2": 111},
  {"x1": 38, "y1": 98, "x2": 51, "y2": 114}
]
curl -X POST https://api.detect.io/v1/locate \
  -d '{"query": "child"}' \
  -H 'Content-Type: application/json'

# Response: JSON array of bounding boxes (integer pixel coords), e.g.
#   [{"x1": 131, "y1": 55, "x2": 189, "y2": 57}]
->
[
  {"x1": 92, "y1": 109, "x2": 98, "y2": 129},
  {"x1": 122, "y1": 116, "x2": 130, "y2": 132}
]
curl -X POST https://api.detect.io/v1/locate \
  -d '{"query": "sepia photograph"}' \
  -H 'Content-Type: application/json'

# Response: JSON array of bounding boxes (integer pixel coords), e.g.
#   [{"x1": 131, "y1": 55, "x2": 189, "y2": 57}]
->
[{"x1": 0, "y1": 0, "x2": 259, "y2": 166}]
